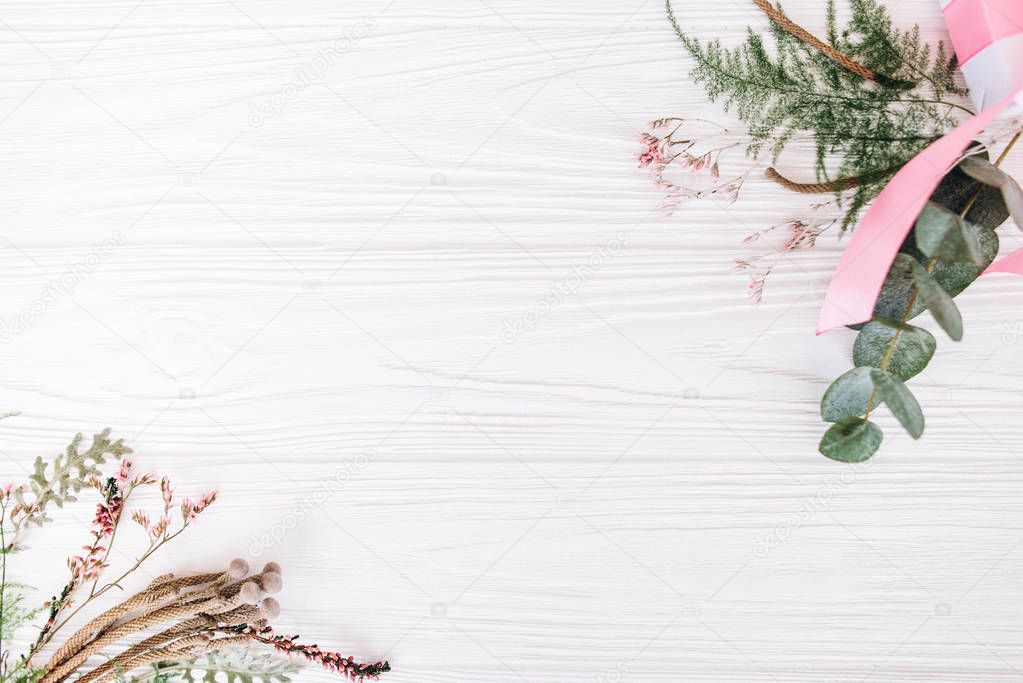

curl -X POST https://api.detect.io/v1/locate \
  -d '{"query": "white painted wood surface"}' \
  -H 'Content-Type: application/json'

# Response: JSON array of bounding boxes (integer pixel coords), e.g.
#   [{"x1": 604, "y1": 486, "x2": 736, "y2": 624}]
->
[{"x1": 1, "y1": 0, "x2": 1023, "y2": 680}]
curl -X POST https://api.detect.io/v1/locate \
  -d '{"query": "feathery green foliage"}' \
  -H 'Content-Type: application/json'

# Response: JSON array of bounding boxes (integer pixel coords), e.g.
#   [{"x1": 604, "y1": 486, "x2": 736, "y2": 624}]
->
[
  {"x1": 667, "y1": 0, "x2": 971, "y2": 229},
  {"x1": 0, "y1": 582, "x2": 44, "y2": 683},
  {"x1": 133, "y1": 649, "x2": 301, "y2": 683},
  {"x1": 0, "y1": 583, "x2": 42, "y2": 643}
]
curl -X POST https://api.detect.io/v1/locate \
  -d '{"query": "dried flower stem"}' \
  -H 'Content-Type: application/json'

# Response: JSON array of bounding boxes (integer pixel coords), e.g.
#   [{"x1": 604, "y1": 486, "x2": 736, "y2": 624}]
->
[
  {"x1": 76, "y1": 605, "x2": 265, "y2": 683},
  {"x1": 91, "y1": 634, "x2": 212, "y2": 683},
  {"x1": 44, "y1": 571, "x2": 226, "y2": 673},
  {"x1": 34, "y1": 522, "x2": 195, "y2": 662},
  {"x1": 0, "y1": 500, "x2": 8, "y2": 677},
  {"x1": 41, "y1": 591, "x2": 248, "y2": 683},
  {"x1": 85, "y1": 634, "x2": 259, "y2": 683}
]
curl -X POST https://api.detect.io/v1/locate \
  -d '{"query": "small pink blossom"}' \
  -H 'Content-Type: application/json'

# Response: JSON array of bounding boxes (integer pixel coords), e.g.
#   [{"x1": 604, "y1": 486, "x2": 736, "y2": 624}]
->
[
  {"x1": 117, "y1": 459, "x2": 134, "y2": 485},
  {"x1": 637, "y1": 133, "x2": 667, "y2": 168},
  {"x1": 131, "y1": 509, "x2": 151, "y2": 531},
  {"x1": 782, "y1": 221, "x2": 823, "y2": 251},
  {"x1": 161, "y1": 476, "x2": 174, "y2": 512},
  {"x1": 181, "y1": 490, "x2": 217, "y2": 522}
]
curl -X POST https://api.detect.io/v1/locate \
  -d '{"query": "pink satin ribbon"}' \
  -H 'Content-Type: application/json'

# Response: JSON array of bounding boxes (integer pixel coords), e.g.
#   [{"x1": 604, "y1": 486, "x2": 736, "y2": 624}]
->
[
  {"x1": 816, "y1": 0, "x2": 1023, "y2": 333},
  {"x1": 944, "y1": 0, "x2": 1023, "y2": 62}
]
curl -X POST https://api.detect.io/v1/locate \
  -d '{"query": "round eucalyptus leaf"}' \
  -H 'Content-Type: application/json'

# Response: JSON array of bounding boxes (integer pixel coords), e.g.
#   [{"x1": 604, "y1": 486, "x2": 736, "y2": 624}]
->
[
  {"x1": 873, "y1": 226, "x2": 998, "y2": 321},
  {"x1": 871, "y1": 253, "x2": 916, "y2": 321},
  {"x1": 821, "y1": 367, "x2": 874, "y2": 423},
  {"x1": 914, "y1": 203, "x2": 983, "y2": 266},
  {"x1": 959, "y1": 156, "x2": 1023, "y2": 231},
  {"x1": 872, "y1": 161, "x2": 1002, "y2": 322},
  {"x1": 910, "y1": 259, "x2": 963, "y2": 341},
  {"x1": 853, "y1": 318, "x2": 936, "y2": 381},
  {"x1": 931, "y1": 157, "x2": 1009, "y2": 229},
  {"x1": 820, "y1": 417, "x2": 883, "y2": 463},
  {"x1": 927, "y1": 221, "x2": 998, "y2": 301},
  {"x1": 869, "y1": 369, "x2": 925, "y2": 439}
]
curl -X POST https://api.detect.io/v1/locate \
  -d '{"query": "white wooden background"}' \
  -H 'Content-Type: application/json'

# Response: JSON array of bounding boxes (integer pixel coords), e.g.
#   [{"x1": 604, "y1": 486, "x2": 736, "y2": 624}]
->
[{"x1": 1, "y1": 0, "x2": 1023, "y2": 681}]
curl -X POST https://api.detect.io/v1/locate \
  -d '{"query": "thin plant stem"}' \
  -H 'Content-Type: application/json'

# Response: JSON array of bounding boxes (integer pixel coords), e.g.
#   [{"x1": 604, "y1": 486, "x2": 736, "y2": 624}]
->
[
  {"x1": 27, "y1": 523, "x2": 191, "y2": 662},
  {"x1": 0, "y1": 501, "x2": 7, "y2": 678},
  {"x1": 86, "y1": 481, "x2": 140, "y2": 600}
]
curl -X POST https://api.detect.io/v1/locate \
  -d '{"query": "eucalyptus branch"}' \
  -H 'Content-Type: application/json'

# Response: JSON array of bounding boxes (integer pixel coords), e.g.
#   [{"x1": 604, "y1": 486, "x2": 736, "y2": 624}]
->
[
  {"x1": 819, "y1": 130, "x2": 1023, "y2": 461},
  {"x1": 864, "y1": 133, "x2": 1021, "y2": 420}
]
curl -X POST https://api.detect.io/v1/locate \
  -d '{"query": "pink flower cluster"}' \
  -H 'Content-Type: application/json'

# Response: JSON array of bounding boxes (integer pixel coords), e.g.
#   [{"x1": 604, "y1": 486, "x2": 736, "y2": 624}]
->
[
  {"x1": 638, "y1": 133, "x2": 667, "y2": 168},
  {"x1": 66, "y1": 465, "x2": 133, "y2": 585},
  {"x1": 223, "y1": 625, "x2": 390, "y2": 681},
  {"x1": 130, "y1": 509, "x2": 168, "y2": 542},
  {"x1": 736, "y1": 214, "x2": 835, "y2": 303},
  {"x1": 181, "y1": 490, "x2": 218, "y2": 522},
  {"x1": 638, "y1": 118, "x2": 745, "y2": 215},
  {"x1": 130, "y1": 474, "x2": 216, "y2": 539}
]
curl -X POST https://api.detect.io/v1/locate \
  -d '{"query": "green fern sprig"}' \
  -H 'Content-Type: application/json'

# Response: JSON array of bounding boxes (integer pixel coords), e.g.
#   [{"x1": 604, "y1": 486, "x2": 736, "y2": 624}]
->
[
  {"x1": 0, "y1": 582, "x2": 43, "y2": 642},
  {"x1": 667, "y1": 0, "x2": 972, "y2": 229}
]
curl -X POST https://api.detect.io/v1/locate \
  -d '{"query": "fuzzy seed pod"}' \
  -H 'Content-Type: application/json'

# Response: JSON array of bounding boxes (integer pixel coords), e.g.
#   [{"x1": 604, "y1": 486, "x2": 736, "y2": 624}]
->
[
  {"x1": 259, "y1": 597, "x2": 281, "y2": 619},
  {"x1": 228, "y1": 558, "x2": 250, "y2": 579},
  {"x1": 259, "y1": 571, "x2": 283, "y2": 594},
  {"x1": 238, "y1": 581, "x2": 261, "y2": 604},
  {"x1": 262, "y1": 561, "x2": 282, "y2": 575}
]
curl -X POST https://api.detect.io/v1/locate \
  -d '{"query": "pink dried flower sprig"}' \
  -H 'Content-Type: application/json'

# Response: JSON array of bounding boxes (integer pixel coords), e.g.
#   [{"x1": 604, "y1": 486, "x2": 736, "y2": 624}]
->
[
  {"x1": 736, "y1": 209, "x2": 838, "y2": 303},
  {"x1": 40, "y1": 461, "x2": 158, "y2": 638},
  {"x1": 219, "y1": 624, "x2": 391, "y2": 682},
  {"x1": 31, "y1": 463, "x2": 220, "y2": 660},
  {"x1": 161, "y1": 476, "x2": 173, "y2": 512},
  {"x1": 181, "y1": 490, "x2": 218, "y2": 522},
  {"x1": 638, "y1": 117, "x2": 749, "y2": 215},
  {"x1": 131, "y1": 475, "x2": 214, "y2": 537}
]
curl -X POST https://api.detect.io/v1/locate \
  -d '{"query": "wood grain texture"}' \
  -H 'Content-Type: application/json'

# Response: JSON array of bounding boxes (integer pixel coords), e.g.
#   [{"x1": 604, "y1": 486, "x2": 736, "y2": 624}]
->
[{"x1": 0, "y1": 0, "x2": 1022, "y2": 680}]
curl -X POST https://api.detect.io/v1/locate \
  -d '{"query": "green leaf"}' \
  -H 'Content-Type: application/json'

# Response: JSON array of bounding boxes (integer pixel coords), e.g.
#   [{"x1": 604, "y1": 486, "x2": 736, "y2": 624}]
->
[
  {"x1": 820, "y1": 417, "x2": 883, "y2": 463},
  {"x1": 871, "y1": 253, "x2": 917, "y2": 321},
  {"x1": 869, "y1": 369, "x2": 925, "y2": 438},
  {"x1": 914, "y1": 203, "x2": 983, "y2": 266},
  {"x1": 959, "y1": 155, "x2": 1023, "y2": 232},
  {"x1": 927, "y1": 222, "x2": 998, "y2": 300},
  {"x1": 872, "y1": 165, "x2": 1002, "y2": 323},
  {"x1": 910, "y1": 259, "x2": 963, "y2": 340},
  {"x1": 853, "y1": 318, "x2": 936, "y2": 380},
  {"x1": 821, "y1": 367, "x2": 874, "y2": 422},
  {"x1": 931, "y1": 157, "x2": 1010, "y2": 229}
]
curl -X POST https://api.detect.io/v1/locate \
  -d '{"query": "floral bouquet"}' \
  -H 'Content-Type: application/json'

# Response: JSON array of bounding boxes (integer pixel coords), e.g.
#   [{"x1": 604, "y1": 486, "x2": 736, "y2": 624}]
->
[
  {"x1": 647, "y1": 0, "x2": 1023, "y2": 462},
  {"x1": 0, "y1": 429, "x2": 390, "y2": 683}
]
